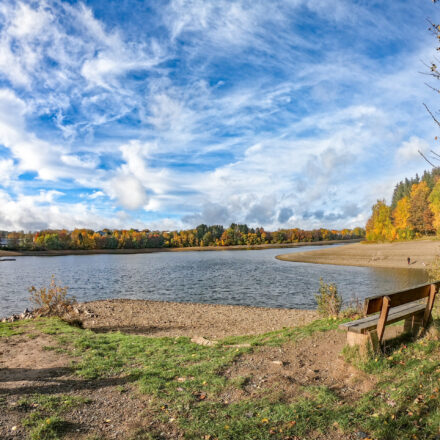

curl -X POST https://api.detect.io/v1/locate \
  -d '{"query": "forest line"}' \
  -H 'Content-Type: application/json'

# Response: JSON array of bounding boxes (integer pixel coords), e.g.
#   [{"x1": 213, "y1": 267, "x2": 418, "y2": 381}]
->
[{"x1": 0, "y1": 223, "x2": 365, "y2": 251}]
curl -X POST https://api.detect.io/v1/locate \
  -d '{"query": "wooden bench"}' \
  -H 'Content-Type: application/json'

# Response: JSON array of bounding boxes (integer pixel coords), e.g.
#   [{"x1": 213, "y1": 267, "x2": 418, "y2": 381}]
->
[{"x1": 339, "y1": 282, "x2": 439, "y2": 351}]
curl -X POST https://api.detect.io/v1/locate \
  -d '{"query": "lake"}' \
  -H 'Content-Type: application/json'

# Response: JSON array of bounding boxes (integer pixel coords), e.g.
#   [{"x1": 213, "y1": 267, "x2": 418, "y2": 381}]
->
[{"x1": 0, "y1": 246, "x2": 428, "y2": 317}]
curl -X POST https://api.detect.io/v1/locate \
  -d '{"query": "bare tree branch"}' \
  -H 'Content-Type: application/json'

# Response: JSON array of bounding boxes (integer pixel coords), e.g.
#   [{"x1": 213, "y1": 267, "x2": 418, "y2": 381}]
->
[
  {"x1": 425, "y1": 83, "x2": 440, "y2": 94},
  {"x1": 419, "y1": 149, "x2": 437, "y2": 167},
  {"x1": 424, "y1": 103, "x2": 440, "y2": 127}
]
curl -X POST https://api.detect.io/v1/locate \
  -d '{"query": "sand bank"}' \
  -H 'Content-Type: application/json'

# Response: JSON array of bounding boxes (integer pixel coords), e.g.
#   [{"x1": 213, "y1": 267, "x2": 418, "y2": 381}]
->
[{"x1": 276, "y1": 239, "x2": 440, "y2": 269}]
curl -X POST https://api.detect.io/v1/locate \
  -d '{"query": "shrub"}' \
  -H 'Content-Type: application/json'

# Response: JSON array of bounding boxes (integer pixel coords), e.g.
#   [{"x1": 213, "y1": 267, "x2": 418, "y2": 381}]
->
[
  {"x1": 341, "y1": 294, "x2": 364, "y2": 319},
  {"x1": 29, "y1": 275, "x2": 75, "y2": 317},
  {"x1": 315, "y1": 278, "x2": 342, "y2": 318}
]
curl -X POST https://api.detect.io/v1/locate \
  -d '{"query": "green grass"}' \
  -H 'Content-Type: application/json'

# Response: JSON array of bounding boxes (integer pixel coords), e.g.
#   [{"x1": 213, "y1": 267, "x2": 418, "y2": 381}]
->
[
  {"x1": 1, "y1": 315, "x2": 439, "y2": 440},
  {"x1": 219, "y1": 317, "x2": 342, "y2": 347},
  {"x1": 18, "y1": 394, "x2": 91, "y2": 440}
]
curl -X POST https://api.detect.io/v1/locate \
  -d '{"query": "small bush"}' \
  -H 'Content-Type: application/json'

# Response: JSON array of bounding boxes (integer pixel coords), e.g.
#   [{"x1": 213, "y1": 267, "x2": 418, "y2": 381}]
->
[
  {"x1": 29, "y1": 275, "x2": 75, "y2": 317},
  {"x1": 341, "y1": 294, "x2": 364, "y2": 319},
  {"x1": 315, "y1": 278, "x2": 342, "y2": 318}
]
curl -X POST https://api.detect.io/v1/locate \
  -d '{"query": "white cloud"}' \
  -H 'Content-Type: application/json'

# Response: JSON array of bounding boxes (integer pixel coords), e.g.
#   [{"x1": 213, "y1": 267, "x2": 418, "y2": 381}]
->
[
  {"x1": 0, "y1": 158, "x2": 14, "y2": 186},
  {"x1": 8, "y1": 2, "x2": 50, "y2": 38},
  {"x1": 396, "y1": 136, "x2": 430, "y2": 164},
  {"x1": 108, "y1": 175, "x2": 149, "y2": 210},
  {"x1": 0, "y1": 189, "x2": 136, "y2": 231},
  {"x1": 88, "y1": 191, "x2": 105, "y2": 200}
]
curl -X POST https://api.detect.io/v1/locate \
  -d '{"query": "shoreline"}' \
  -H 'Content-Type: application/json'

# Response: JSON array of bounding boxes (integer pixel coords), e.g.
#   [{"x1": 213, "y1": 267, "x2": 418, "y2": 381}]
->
[
  {"x1": 0, "y1": 238, "x2": 360, "y2": 257},
  {"x1": 276, "y1": 239, "x2": 440, "y2": 270}
]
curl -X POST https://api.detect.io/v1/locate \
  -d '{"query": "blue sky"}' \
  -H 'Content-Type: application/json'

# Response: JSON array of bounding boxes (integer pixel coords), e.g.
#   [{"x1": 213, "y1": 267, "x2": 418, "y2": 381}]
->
[{"x1": 0, "y1": 0, "x2": 439, "y2": 231}]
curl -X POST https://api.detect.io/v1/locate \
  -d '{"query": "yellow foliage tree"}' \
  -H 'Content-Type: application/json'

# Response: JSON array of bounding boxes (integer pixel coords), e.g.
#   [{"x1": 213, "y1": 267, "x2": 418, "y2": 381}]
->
[
  {"x1": 409, "y1": 181, "x2": 434, "y2": 235},
  {"x1": 366, "y1": 200, "x2": 395, "y2": 241},
  {"x1": 428, "y1": 180, "x2": 440, "y2": 233},
  {"x1": 392, "y1": 196, "x2": 412, "y2": 239}
]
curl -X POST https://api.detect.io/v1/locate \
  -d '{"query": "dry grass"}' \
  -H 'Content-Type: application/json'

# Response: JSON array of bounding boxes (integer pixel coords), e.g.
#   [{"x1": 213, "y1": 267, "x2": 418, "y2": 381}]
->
[{"x1": 29, "y1": 275, "x2": 76, "y2": 317}]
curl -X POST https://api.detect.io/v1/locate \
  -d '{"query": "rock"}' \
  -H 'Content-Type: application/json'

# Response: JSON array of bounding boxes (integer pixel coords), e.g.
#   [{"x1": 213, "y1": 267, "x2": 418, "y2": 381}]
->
[
  {"x1": 191, "y1": 336, "x2": 218, "y2": 346},
  {"x1": 271, "y1": 360, "x2": 283, "y2": 366},
  {"x1": 224, "y1": 343, "x2": 251, "y2": 348}
]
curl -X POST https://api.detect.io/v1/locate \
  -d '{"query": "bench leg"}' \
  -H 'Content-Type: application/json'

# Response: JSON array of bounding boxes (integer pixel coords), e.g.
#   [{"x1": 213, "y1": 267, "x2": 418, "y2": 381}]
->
[
  {"x1": 347, "y1": 331, "x2": 379, "y2": 355},
  {"x1": 404, "y1": 312, "x2": 424, "y2": 337}
]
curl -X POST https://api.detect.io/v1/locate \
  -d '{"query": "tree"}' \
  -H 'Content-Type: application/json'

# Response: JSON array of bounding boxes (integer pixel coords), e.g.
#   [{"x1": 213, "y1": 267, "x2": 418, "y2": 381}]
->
[
  {"x1": 366, "y1": 200, "x2": 395, "y2": 242},
  {"x1": 393, "y1": 196, "x2": 413, "y2": 239},
  {"x1": 428, "y1": 179, "x2": 440, "y2": 233},
  {"x1": 408, "y1": 181, "x2": 434, "y2": 235}
]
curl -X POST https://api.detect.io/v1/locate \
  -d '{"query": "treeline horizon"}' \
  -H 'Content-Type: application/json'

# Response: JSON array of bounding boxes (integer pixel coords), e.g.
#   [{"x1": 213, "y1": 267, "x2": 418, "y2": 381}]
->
[
  {"x1": 366, "y1": 167, "x2": 440, "y2": 241},
  {"x1": 0, "y1": 223, "x2": 365, "y2": 251}
]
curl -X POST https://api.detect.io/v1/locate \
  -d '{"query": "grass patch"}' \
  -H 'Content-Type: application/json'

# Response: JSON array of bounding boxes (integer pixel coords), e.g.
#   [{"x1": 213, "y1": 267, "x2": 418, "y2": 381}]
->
[
  {"x1": 219, "y1": 317, "x2": 342, "y2": 347},
  {"x1": 18, "y1": 394, "x2": 90, "y2": 440},
  {"x1": 0, "y1": 320, "x2": 28, "y2": 337},
  {"x1": 2, "y1": 314, "x2": 440, "y2": 440}
]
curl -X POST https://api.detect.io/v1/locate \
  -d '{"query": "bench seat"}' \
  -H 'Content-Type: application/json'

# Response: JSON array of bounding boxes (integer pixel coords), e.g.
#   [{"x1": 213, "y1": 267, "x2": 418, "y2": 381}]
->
[
  {"x1": 339, "y1": 301, "x2": 425, "y2": 334},
  {"x1": 340, "y1": 282, "x2": 438, "y2": 352}
]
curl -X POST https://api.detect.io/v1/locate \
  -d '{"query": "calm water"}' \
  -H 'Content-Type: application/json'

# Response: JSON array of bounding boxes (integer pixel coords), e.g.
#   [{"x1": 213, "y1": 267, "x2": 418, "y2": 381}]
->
[{"x1": 0, "y1": 246, "x2": 428, "y2": 316}]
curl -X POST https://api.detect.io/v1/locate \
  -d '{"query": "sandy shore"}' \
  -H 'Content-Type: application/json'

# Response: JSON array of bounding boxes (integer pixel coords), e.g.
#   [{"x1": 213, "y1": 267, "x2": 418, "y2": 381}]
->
[
  {"x1": 276, "y1": 239, "x2": 440, "y2": 269},
  {"x1": 76, "y1": 299, "x2": 318, "y2": 339},
  {"x1": 0, "y1": 239, "x2": 360, "y2": 257}
]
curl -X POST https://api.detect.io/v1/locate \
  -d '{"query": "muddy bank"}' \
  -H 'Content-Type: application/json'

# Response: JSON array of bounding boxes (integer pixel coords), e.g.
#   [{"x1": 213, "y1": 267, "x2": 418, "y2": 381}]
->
[{"x1": 276, "y1": 239, "x2": 440, "y2": 270}]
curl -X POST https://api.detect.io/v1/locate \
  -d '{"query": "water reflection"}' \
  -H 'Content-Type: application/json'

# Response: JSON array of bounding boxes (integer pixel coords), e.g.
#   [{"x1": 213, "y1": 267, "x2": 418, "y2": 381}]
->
[{"x1": 0, "y1": 247, "x2": 428, "y2": 316}]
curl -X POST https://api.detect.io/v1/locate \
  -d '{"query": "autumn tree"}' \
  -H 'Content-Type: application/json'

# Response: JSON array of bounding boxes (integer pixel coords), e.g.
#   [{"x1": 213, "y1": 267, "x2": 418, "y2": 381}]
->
[
  {"x1": 428, "y1": 179, "x2": 440, "y2": 233},
  {"x1": 408, "y1": 181, "x2": 435, "y2": 235},
  {"x1": 366, "y1": 200, "x2": 395, "y2": 242},
  {"x1": 393, "y1": 196, "x2": 413, "y2": 239}
]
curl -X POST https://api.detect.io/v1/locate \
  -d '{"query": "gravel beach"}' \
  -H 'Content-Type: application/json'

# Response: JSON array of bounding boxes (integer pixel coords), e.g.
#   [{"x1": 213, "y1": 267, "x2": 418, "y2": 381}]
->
[{"x1": 78, "y1": 299, "x2": 318, "y2": 339}]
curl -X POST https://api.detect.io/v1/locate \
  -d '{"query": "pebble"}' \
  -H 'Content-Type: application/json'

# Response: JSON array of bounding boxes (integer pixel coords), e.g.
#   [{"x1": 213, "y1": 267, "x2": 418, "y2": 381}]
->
[{"x1": 1, "y1": 309, "x2": 34, "y2": 322}]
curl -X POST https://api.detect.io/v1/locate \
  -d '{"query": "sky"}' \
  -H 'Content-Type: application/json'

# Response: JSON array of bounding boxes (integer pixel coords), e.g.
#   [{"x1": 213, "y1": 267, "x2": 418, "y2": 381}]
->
[{"x1": 0, "y1": 0, "x2": 439, "y2": 232}]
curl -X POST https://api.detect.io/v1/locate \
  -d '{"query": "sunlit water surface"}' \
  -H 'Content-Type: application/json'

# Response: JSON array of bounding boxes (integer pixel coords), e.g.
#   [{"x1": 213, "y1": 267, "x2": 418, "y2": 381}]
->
[{"x1": 0, "y1": 246, "x2": 428, "y2": 316}]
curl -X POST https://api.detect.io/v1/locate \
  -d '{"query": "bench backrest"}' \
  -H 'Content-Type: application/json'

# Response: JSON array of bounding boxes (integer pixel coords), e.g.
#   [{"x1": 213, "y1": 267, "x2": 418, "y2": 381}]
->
[{"x1": 363, "y1": 281, "x2": 440, "y2": 316}]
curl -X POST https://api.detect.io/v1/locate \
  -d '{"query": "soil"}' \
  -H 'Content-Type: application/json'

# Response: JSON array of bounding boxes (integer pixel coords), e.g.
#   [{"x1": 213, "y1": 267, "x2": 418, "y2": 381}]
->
[
  {"x1": 277, "y1": 239, "x2": 440, "y2": 270},
  {"x1": 222, "y1": 330, "x2": 375, "y2": 405},
  {"x1": 0, "y1": 332, "x2": 158, "y2": 440},
  {"x1": 76, "y1": 299, "x2": 319, "y2": 339}
]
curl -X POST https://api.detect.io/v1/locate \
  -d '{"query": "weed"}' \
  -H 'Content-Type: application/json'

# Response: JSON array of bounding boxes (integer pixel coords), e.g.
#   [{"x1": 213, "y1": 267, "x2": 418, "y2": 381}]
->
[
  {"x1": 315, "y1": 278, "x2": 342, "y2": 318},
  {"x1": 29, "y1": 275, "x2": 75, "y2": 317}
]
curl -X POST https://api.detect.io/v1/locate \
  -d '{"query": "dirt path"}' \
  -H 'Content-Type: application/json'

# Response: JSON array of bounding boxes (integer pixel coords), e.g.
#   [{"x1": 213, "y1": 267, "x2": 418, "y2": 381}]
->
[
  {"x1": 77, "y1": 299, "x2": 318, "y2": 339},
  {"x1": 277, "y1": 239, "x2": 440, "y2": 270},
  {"x1": 0, "y1": 331, "x2": 153, "y2": 440}
]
